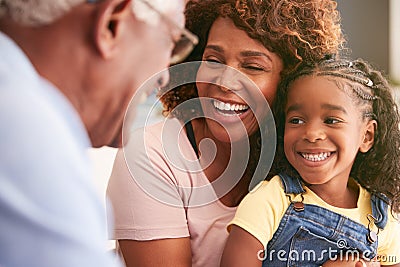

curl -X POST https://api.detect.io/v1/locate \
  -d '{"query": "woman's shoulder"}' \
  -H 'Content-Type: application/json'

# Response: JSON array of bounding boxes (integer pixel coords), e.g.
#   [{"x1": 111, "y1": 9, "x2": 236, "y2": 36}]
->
[
  {"x1": 132, "y1": 118, "x2": 189, "y2": 146},
  {"x1": 126, "y1": 117, "x2": 188, "y2": 151},
  {"x1": 130, "y1": 117, "x2": 181, "y2": 137}
]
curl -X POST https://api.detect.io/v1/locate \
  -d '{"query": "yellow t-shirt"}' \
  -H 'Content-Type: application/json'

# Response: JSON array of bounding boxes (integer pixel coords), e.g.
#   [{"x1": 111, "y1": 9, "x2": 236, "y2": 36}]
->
[{"x1": 229, "y1": 175, "x2": 400, "y2": 265}]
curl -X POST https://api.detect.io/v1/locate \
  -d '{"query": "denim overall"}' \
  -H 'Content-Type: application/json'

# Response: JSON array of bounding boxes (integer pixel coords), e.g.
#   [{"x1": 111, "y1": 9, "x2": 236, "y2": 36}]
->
[{"x1": 263, "y1": 173, "x2": 389, "y2": 267}]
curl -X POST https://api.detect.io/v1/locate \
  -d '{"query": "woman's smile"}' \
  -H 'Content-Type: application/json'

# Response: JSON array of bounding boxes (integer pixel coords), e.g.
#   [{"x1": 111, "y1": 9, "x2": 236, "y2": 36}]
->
[{"x1": 212, "y1": 99, "x2": 249, "y2": 116}]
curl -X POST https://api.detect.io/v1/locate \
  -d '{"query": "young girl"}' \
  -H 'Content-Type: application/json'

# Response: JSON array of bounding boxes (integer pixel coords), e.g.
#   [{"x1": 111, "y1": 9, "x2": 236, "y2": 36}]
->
[{"x1": 221, "y1": 57, "x2": 400, "y2": 267}]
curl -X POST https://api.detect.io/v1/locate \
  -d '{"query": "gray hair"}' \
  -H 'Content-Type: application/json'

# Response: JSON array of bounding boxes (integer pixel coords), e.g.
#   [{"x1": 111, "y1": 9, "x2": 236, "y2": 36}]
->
[
  {"x1": 0, "y1": 0, "x2": 86, "y2": 26},
  {"x1": 0, "y1": 0, "x2": 178, "y2": 27}
]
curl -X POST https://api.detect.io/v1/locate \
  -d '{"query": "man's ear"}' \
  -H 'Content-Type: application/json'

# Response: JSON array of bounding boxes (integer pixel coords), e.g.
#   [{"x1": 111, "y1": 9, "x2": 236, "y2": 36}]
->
[
  {"x1": 94, "y1": 0, "x2": 132, "y2": 59},
  {"x1": 359, "y1": 119, "x2": 377, "y2": 153}
]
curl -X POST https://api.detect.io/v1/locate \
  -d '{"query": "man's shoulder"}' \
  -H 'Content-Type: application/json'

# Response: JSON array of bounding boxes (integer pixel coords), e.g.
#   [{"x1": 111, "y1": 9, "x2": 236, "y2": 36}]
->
[{"x1": 0, "y1": 78, "x2": 90, "y2": 181}]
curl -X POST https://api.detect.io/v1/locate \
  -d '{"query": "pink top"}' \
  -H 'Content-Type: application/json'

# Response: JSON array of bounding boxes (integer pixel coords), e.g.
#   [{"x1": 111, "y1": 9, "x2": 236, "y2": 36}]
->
[{"x1": 107, "y1": 118, "x2": 236, "y2": 267}]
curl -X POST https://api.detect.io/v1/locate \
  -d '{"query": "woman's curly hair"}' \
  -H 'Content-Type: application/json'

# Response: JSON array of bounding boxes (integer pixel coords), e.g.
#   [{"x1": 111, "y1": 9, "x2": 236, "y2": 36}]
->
[
  {"x1": 160, "y1": 0, "x2": 345, "y2": 118},
  {"x1": 270, "y1": 57, "x2": 400, "y2": 214}
]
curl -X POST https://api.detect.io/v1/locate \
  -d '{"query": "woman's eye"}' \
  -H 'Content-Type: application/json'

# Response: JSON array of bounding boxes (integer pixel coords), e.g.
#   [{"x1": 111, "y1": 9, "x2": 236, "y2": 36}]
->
[
  {"x1": 243, "y1": 64, "x2": 266, "y2": 72},
  {"x1": 205, "y1": 58, "x2": 221, "y2": 63},
  {"x1": 288, "y1": 118, "x2": 305, "y2": 124},
  {"x1": 202, "y1": 58, "x2": 224, "y2": 68}
]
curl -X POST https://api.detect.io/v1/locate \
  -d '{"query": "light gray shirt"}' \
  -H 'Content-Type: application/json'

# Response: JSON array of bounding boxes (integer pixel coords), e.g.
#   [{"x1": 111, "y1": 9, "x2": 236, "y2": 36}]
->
[{"x1": 0, "y1": 31, "x2": 121, "y2": 267}]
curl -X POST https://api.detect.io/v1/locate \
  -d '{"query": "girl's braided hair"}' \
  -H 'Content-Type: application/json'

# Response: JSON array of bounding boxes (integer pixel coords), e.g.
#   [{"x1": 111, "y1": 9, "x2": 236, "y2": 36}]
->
[{"x1": 270, "y1": 57, "x2": 400, "y2": 214}]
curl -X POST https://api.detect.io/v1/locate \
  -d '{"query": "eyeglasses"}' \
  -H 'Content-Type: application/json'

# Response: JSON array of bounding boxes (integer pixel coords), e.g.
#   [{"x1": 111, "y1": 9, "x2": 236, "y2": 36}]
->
[
  {"x1": 87, "y1": 0, "x2": 198, "y2": 65},
  {"x1": 136, "y1": 0, "x2": 198, "y2": 65}
]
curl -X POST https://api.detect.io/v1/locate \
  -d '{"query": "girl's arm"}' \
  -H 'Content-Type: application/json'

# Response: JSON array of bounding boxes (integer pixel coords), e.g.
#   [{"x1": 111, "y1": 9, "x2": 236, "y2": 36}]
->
[
  {"x1": 322, "y1": 257, "x2": 383, "y2": 267},
  {"x1": 119, "y1": 238, "x2": 192, "y2": 267},
  {"x1": 221, "y1": 226, "x2": 388, "y2": 267},
  {"x1": 221, "y1": 225, "x2": 264, "y2": 267}
]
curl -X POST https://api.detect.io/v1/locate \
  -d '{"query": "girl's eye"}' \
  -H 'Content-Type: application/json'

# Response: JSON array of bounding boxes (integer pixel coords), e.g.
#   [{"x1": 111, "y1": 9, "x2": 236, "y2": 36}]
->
[
  {"x1": 288, "y1": 118, "x2": 305, "y2": 124},
  {"x1": 324, "y1": 118, "x2": 342, "y2": 124}
]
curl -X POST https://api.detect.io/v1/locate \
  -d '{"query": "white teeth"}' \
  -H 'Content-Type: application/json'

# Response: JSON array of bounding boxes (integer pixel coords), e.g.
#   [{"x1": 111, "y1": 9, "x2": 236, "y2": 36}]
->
[
  {"x1": 301, "y1": 152, "x2": 331, "y2": 162},
  {"x1": 213, "y1": 100, "x2": 249, "y2": 112}
]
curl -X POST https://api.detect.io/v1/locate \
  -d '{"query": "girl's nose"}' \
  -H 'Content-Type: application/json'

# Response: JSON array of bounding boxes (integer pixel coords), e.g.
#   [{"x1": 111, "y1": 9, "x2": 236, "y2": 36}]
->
[{"x1": 303, "y1": 122, "x2": 326, "y2": 143}]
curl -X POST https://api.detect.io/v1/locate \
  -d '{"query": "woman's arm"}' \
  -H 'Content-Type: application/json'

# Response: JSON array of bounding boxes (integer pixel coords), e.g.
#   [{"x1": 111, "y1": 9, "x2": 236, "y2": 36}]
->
[
  {"x1": 119, "y1": 238, "x2": 192, "y2": 267},
  {"x1": 107, "y1": 127, "x2": 193, "y2": 266},
  {"x1": 221, "y1": 225, "x2": 264, "y2": 267}
]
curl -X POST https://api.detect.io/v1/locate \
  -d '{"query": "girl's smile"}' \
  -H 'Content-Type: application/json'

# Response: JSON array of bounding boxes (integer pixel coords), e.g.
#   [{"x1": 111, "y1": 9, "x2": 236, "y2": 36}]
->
[
  {"x1": 298, "y1": 151, "x2": 333, "y2": 162},
  {"x1": 295, "y1": 149, "x2": 336, "y2": 170},
  {"x1": 299, "y1": 152, "x2": 331, "y2": 162}
]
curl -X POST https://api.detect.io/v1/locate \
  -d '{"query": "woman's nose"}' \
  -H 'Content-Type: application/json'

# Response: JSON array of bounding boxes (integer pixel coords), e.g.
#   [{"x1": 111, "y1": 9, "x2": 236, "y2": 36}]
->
[{"x1": 217, "y1": 66, "x2": 243, "y2": 92}]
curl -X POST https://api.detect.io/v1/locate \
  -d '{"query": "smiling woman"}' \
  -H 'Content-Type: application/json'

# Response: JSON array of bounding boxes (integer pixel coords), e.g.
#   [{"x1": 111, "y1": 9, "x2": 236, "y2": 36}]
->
[{"x1": 106, "y1": 0, "x2": 345, "y2": 267}]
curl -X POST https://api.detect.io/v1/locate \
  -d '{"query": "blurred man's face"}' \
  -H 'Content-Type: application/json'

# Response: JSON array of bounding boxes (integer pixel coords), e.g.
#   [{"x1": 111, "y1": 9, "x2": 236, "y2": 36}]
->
[{"x1": 94, "y1": 0, "x2": 186, "y2": 148}]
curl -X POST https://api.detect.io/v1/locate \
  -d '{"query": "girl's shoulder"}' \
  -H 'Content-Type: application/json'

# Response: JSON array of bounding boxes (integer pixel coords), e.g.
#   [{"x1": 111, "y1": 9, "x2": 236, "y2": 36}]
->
[
  {"x1": 241, "y1": 175, "x2": 289, "y2": 213},
  {"x1": 249, "y1": 175, "x2": 286, "y2": 195}
]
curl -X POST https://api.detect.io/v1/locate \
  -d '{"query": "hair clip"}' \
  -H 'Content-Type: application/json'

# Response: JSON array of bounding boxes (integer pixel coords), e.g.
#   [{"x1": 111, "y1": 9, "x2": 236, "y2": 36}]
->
[{"x1": 365, "y1": 78, "x2": 373, "y2": 87}]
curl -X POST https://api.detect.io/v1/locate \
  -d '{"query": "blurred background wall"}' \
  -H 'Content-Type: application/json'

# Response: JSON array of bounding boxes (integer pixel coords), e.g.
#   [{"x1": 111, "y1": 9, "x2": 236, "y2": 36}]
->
[{"x1": 336, "y1": 0, "x2": 400, "y2": 85}]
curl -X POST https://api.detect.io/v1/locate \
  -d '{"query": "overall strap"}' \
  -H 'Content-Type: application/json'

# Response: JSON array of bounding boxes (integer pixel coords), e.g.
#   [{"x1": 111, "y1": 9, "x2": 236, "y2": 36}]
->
[
  {"x1": 278, "y1": 173, "x2": 305, "y2": 195},
  {"x1": 370, "y1": 193, "x2": 389, "y2": 229}
]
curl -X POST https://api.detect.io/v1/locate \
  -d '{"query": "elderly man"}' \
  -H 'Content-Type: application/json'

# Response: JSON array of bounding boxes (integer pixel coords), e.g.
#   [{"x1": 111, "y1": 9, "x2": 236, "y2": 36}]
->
[{"x1": 0, "y1": 0, "x2": 197, "y2": 266}]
